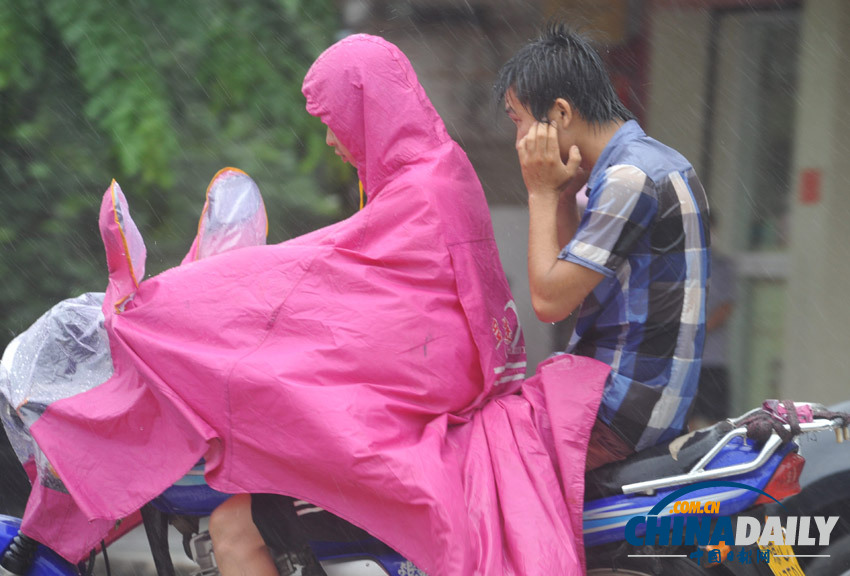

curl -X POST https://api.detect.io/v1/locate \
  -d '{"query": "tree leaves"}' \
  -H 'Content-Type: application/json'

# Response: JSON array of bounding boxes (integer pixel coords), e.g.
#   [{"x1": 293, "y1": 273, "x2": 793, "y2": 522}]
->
[
  {"x1": 0, "y1": 1, "x2": 342, "y2": 343},
  {"x1": 0, "y1": 6, "x2": 41, "y2": 93}
]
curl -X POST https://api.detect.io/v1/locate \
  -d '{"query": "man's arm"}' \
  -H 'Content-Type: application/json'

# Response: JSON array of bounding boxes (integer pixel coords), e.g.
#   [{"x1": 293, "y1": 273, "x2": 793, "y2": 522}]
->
[
  {"x1": 519, "y1": 123, "x2": 604, "y2": 323},
  {"x1": 556, "y1": 189, "x2": 580, "y2": 251}
]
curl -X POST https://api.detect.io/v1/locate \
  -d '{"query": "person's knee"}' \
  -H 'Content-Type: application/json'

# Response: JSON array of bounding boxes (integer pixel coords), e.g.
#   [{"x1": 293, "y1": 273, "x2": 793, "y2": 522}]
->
[{"x1": 210, "y1": 494, "x2": 265, "y2": 559}]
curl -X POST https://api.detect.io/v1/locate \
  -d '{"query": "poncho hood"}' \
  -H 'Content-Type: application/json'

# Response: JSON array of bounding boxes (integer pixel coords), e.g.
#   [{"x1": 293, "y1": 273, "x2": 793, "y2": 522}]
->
[{"x1": 302, "y1": 34, "x2": 450, "y2": 196}]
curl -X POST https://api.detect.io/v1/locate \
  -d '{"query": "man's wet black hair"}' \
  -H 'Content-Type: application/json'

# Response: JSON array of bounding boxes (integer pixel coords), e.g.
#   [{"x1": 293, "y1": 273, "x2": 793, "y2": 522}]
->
[{"x1": 495, "y1": 23, "x2": 635, "y2": 125}]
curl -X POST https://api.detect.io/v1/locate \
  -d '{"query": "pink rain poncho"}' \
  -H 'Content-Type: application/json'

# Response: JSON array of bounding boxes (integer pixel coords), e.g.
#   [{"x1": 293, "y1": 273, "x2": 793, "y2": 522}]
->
[{"x1": 22, "y1": 34, "x2": 609, "y2": 575}]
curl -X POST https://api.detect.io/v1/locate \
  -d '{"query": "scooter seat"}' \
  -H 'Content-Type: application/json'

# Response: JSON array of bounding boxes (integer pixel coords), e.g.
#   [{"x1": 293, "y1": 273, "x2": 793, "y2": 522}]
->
[{"x1": 584, "y1": 420, "x2": 736, "y2": 500}]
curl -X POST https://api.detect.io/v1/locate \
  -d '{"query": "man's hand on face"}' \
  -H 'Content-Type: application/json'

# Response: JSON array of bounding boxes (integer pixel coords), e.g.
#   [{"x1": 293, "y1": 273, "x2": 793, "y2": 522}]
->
[{"x1": 516, "y1": 121, "x2": 585, "y2": 200}]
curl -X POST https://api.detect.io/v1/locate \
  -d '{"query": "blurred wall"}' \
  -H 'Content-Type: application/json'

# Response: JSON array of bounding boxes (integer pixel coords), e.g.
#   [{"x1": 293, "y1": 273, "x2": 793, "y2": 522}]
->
[
  {"x1": 648, "y1": 0, "x2": 850, "y2": 408},
  {"x1": 645, "y1": 8, "x2": 711, "y2": 187},
  {"x1": 783, "y1": 0, "x2": 850, "y2": 405}
]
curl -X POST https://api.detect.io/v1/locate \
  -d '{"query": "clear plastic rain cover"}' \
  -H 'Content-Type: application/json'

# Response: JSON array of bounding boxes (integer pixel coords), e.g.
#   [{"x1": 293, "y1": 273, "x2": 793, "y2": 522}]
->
[
  {"x1": 0, "y1": 292, "x2": 112, "y2": 491},
  {"x1": 196, "y1": 169, "x2": 267, "y2": 260}
]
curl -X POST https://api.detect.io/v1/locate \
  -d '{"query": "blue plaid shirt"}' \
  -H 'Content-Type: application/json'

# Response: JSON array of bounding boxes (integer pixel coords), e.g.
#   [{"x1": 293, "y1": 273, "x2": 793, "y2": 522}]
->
[{"x1": 560, "y1": 121, "x2": 710, "y2": 450}]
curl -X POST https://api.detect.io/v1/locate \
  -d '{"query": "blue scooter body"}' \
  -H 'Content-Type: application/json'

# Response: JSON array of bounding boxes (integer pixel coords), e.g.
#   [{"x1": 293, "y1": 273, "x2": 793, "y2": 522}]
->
[
  {"x1": 583, "y1": 436, "x2": 795, "y2": 547},
  {"x1": 0, "y1": 516, "x2": 76, "y2": 575}
]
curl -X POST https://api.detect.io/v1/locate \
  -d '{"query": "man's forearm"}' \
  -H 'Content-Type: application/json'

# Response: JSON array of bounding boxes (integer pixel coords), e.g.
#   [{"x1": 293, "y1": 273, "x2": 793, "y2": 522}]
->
[
  {"x1": 556, "y1": 194, "x2": 579, "y2": 251},
  {"x1": 528, "y1": 190, "x2": 567, "y2": 321},
  {"x1": 528, "y1": 190, "x2": 603, "y2": 323}
]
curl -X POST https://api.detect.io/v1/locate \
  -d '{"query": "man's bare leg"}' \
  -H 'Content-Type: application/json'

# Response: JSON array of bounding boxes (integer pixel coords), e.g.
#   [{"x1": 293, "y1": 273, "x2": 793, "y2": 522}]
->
[{"x1": 209, "y1": 494, "x2": 278, "y2": 576}]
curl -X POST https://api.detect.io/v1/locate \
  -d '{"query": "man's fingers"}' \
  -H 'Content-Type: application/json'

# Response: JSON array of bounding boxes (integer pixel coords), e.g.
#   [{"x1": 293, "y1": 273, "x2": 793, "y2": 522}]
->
[
  {"x1": 516, "y1": 121, "x2": 587, "y2": 197},
  {"x1": 525, "y1": 123, "x2": 542, "y2": 154},
  {"x1": 538, "y1": 122, "x2": 556, "y2": 156},
  {"x1": 517, "y1": 122, "x2": 546, "y2": 159},
  {"x1": 565, "y1": 145, "x2": 582, "y2": 175},
  {"x1": 516, "y1": 123, "x2": 531, "y2": 156},
  {"x1": 544, "y1": 122, "x2": 558, "y2": 156},
  {"x1": 517, "y1": 123, "x2": 583, "y2": 195}
]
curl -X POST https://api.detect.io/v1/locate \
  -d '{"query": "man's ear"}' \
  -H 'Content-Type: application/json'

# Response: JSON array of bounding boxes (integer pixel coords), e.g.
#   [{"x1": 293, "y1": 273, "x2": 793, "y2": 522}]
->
[{"x1": 550, "y1": 98, "x2": 574, "y2": 129}]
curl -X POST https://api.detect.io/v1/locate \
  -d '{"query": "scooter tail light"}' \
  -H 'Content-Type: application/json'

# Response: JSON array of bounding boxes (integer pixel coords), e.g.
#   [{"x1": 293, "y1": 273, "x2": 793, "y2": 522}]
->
[{"x1": 754, "y1": 451, "x2": 805, "y2": 505}]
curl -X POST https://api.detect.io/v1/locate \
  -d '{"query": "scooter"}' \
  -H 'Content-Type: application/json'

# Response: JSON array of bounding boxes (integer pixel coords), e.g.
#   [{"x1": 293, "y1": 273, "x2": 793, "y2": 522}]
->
[
  {"x1": 583, "y1": 402, "x2": 849, "y2": 576},
  {"x1": 1, "y1": 400, "x2": 847, "y2": 576}
]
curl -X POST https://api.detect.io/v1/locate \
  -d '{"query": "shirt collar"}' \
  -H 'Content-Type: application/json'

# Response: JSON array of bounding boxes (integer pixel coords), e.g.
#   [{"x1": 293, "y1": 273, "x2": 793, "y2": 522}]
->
[{"x1": 587, "y1": 120, "x2": 645, "y2": 189}]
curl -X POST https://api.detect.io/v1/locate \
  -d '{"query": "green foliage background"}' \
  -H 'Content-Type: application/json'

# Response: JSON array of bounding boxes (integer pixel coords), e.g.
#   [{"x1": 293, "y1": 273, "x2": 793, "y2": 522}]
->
[{"x1": 0, "y1": 0, "x2": 352, "y2": 348}]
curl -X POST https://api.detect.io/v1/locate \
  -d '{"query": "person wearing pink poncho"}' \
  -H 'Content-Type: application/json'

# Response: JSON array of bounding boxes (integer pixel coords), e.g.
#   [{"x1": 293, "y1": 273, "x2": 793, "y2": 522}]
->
[{"x1": 19, "y1": 34, "x2": 610, "y2": 575}]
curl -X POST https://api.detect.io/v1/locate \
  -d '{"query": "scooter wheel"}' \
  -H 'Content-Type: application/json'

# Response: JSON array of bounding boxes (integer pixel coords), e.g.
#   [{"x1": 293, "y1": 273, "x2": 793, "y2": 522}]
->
[{"x1": 804, "y1": 532, "x2": 850, "y2": 576}]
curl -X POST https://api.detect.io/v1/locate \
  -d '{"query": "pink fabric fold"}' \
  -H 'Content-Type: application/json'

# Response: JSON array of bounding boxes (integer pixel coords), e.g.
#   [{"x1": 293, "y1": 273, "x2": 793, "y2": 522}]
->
[{"x1": 23, "y1": 34, "x2": 609, "y2": 575}]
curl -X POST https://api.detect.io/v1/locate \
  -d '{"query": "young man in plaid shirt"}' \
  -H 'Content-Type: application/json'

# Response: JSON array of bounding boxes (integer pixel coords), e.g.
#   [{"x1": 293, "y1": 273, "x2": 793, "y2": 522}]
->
[{"x1": 497, "y1": 24, "x2": 710, "y2": 468}]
